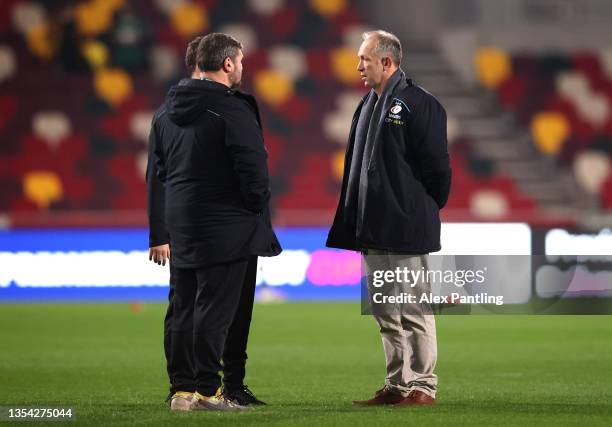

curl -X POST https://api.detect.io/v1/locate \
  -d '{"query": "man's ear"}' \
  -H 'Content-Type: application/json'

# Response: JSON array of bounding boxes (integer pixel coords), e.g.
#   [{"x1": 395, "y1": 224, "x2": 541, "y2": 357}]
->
[
  {"x1": 223, "y1": 57, "x2": 233, "y2": 73},
  {"x1": 381, "y1": 56, "x2": 392, "y2": 69}
]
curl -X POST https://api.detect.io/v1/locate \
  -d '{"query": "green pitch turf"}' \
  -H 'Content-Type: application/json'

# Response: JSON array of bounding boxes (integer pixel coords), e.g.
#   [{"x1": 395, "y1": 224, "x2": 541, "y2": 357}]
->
[{"x1": 1, "y1": 303, "x2": 611, "y2": 426}]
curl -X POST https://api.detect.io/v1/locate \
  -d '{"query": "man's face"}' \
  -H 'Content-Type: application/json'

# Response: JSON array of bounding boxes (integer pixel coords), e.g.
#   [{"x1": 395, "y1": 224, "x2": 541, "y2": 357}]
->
[
  {"x1": 357, "y1": 38, "x2": 384, "y2": 90},
  {"x1": 228, "y1": 49, "x2": 244, "y2": 89}
]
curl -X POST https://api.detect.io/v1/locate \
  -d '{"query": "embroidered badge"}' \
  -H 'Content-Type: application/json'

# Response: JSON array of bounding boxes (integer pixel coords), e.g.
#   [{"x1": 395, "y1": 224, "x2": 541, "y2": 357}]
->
[{"x1": 385, "y1": 100, "x2": 407, "y2": 125}]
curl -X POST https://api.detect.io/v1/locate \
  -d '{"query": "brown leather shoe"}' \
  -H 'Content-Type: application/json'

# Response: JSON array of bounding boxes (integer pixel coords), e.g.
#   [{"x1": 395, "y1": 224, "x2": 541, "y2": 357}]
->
[
  {"x1": 395, "y1": 390, "x2": 436, "y2": 406},
  {"x1": 352, "y1": 386, "x2": 405, "y2": 406}
]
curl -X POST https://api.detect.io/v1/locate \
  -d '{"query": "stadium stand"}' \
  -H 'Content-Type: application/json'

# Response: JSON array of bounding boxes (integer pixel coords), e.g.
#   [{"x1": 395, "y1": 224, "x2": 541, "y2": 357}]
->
[
  {"x1": 0, "y1": 0, "x2": 364, "y2": 222},
  {"x1": 2, "y1": 0, "x2": 607, "y2": 226},
  {"x1": 478, "y1": 47, "x2": 612, "y2": 210}
]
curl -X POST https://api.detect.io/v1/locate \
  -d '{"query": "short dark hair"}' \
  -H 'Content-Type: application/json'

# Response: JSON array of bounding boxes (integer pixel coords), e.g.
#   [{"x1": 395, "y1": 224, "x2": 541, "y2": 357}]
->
[
  {"x1": 196, "y1": 33, "x2": 243, "y2": 72},
  {"x1": 185, "y1": 35, "x2": 203, "y2": 72}
]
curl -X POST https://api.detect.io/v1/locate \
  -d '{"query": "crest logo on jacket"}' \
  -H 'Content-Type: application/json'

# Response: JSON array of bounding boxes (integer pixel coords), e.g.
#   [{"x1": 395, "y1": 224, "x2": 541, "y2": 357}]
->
[{"x1": 385, "y1": 100, "x2": 407, "y2": 125}]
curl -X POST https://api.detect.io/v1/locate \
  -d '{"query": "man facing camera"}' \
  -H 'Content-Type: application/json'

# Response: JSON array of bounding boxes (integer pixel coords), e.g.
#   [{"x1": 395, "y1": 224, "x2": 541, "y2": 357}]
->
[
  {"x1": 147, "y1": 33, "x2": 281, "y2": 411},
  {"x1": 327, "y1": 30, "x2": 451, "y2": 406}
]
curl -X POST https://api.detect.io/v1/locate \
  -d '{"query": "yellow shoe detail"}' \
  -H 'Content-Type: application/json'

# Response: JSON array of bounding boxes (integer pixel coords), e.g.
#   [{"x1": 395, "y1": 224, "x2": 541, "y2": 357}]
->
[{"x1": 173, "y1": 391, "x2": 193, "y2": 399}]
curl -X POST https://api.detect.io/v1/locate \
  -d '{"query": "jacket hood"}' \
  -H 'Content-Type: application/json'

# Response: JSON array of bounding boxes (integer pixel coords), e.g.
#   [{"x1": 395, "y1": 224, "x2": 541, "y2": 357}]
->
[{"x1": 166, "y1": 78, "x2": 230, "y2": 126}]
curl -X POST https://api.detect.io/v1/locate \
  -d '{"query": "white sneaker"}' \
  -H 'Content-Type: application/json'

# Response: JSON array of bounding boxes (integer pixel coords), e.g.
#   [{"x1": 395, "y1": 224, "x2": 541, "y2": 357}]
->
[
  {"x1": 170, "y1": 391, "x2": 194, "y2": 411},
  {"x1": 189, "y1": 389, "x2": 250, "y2": 412}
]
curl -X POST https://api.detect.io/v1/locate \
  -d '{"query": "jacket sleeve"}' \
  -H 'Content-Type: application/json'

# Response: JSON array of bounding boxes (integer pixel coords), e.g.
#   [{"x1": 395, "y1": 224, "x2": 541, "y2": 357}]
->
[
  {"x1": 146, "y1": 119, "x2": 170, "y2": 246},
  {"x1": 411, "y1": 94, "x2": 452, "y2": 209},
  {"x1": 222, "y1": 103, "x2": 271, "y2": 214}
]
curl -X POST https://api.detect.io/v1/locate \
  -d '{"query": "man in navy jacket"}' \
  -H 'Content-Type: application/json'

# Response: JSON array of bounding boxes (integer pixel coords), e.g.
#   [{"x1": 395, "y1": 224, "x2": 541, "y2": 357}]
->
[{"x1": 327, "y1": 30, "x2": 451, "y2": 406}]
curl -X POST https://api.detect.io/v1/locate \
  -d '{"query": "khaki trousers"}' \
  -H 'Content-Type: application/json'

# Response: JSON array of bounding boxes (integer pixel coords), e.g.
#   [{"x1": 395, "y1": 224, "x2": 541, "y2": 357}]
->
[{"x1": 364, "y1": 249, "x2": 438, "y2": 398}]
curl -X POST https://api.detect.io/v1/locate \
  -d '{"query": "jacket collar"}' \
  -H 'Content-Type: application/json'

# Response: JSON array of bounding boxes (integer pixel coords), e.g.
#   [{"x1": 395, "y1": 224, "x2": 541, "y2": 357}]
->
[
  {"x1": 368, "y1": 69, "x2": 405, "y2": 143},
  {"x1": 352, "y1": 68, "x2": 407, "y2": 173},
  {"x1": 378, "y1": 68, "x2": 405, "y2": 100}
]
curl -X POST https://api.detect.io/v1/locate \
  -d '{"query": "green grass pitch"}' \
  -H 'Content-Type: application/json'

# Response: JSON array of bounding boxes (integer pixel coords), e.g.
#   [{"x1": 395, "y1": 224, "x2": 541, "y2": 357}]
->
[{"x1": 1, "y1": 302, "x2": 611, "y2": 426}]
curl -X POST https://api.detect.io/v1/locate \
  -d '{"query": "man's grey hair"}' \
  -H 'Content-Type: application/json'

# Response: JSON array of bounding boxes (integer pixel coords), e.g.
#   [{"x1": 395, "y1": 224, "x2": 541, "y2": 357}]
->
[
  {"x1": 196, "y1": 33, "x2": 243, "y2": 72},
  {"x1": 362, "y1": 30, "x2": 402, "y2": 66}
]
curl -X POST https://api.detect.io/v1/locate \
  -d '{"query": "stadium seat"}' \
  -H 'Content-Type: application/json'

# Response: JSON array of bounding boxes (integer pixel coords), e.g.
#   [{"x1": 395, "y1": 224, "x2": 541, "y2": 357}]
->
[{"x1": 486, "y1": 48, "x2": 612, "y2": 209}]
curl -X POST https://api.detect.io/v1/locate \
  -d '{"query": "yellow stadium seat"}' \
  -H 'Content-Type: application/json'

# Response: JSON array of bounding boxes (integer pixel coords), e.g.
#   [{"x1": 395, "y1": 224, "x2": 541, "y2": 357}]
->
[
  {"x1": 81, "y1": 40, "x2": 109, "y2": 70},
  {"x1": 474, "y1": 47, "x2": 512, "y2": 89},
  {"x1": 310, "y1": 0, "x2": 347, "y2": 17},
  {"x1": 94, "y1": 68, "x2": 133, "y2": 106},
  {"x1": 75, "y1": 1, "x2": 114, "y2": 36},
  {"x1": 23, "y1": 171, "x2": 63, "y2": 209},
  {"x1": 330, "y1": 47, "x2": 361, "y2": 85},
  {"x1": 530, "y1": 111, "x2": 570, "y2": 156},
  {"x1": 254, "y1": 69, "x2": 294, "y2": 106},
  {"x1": 26, "y1": 23, "x2": 54, "y2": 60},
  {"x1": 171, "y1": 3, "x2": 208, "y2": 37}
]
